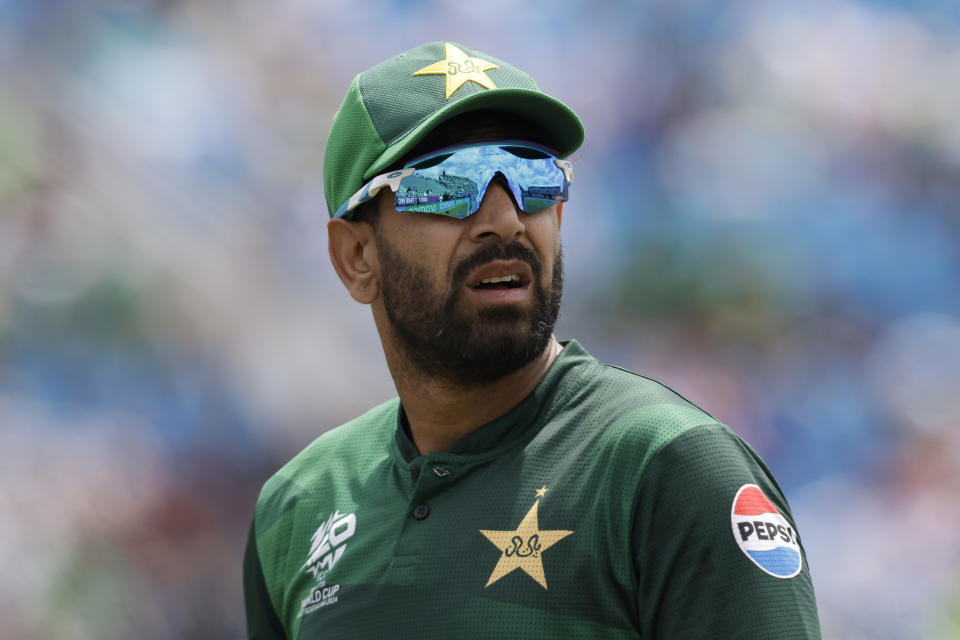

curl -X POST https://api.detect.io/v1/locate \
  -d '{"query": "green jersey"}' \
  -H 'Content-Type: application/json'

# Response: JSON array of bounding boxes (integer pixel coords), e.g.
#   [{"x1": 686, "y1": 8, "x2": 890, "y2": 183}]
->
[{"x1": 244, "y1": 341, "x2": 820, "y2": 638}]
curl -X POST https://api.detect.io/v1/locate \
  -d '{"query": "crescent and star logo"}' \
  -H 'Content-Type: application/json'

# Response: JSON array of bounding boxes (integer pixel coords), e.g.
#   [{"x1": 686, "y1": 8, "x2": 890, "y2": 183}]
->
[
  {"x1": 479, "y1": 486, "x2": 574, "y2": 589},
  {"x1": 412, "y1": 42, "x2": 499, "y2": 100}
]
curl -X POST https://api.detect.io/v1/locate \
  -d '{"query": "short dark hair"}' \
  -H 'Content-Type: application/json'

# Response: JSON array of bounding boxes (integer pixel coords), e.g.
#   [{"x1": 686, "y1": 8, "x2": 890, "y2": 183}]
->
[{"x1": 350, "y1": 198, "x2": 382, "y2": 228}]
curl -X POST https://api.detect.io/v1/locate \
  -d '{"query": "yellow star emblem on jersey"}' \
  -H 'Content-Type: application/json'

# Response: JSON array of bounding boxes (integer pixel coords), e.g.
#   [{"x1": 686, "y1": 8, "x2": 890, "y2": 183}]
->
[
  {"x1": 412, "y1": 42, "x2": 499, "y2": 99},
  {"x1": 479, "y1": 490, "x2": 573, "y2": 589}
]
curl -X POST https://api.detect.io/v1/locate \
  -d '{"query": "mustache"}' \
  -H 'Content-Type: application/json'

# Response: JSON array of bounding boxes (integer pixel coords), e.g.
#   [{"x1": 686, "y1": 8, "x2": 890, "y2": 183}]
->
[{"x1": 450, "y1": 242, "x2": 542, "y2": 286}]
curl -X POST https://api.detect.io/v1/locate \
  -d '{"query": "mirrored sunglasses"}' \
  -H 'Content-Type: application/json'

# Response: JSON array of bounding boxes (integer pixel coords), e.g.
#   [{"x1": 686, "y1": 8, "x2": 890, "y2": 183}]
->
[{"x1": 335, "y1": 141, "x2": 573, "y2": 220}]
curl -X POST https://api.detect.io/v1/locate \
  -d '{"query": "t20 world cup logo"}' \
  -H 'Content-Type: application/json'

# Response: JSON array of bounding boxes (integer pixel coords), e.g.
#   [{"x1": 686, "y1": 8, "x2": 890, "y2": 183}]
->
[{"x1": 303, "y1": 510, "x2": 356, "y2": 583}]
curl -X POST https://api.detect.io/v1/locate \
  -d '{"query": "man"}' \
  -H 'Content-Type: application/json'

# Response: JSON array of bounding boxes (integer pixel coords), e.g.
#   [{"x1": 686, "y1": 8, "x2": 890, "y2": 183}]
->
[{"x1": 244, "y1": 42, "x2": 821, "y2": 639}]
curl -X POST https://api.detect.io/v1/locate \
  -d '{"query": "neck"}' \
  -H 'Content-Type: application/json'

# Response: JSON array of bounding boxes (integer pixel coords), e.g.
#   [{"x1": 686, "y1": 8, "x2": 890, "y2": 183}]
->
[{"x1": 387, "y1": 336, "x2": 563, "y2": 454}]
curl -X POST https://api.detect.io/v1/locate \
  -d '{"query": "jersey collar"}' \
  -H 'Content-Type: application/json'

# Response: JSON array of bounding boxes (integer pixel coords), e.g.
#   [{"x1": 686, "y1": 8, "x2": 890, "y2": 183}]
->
[{"x1": 393, "y1": 339, "x2": 596, "y2": 462}]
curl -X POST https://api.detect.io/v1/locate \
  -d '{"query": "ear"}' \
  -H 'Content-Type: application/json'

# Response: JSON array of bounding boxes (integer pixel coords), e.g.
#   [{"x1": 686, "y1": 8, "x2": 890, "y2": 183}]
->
[{"x1": 328, "y1": 218, "x2": 379, "y2": 304}]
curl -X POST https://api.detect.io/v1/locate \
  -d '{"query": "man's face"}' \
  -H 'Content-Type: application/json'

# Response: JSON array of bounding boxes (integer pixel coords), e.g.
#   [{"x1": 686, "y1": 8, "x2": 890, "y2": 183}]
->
[{"x1": 373, "y1": 171, "x2": 564, "y2": 385}]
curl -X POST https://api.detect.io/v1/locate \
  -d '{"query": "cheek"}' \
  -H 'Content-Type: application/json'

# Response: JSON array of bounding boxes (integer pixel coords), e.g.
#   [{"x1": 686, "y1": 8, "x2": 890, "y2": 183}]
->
[
  {"x1": 526, "y1": 213, "x2": 562, "y2": 268},
  {"x1": 401, "y1": 226, "x2": 462, "y2": 283},
  {"x1": 379, "y1": 210, "x2": 462, "y2": 275}
]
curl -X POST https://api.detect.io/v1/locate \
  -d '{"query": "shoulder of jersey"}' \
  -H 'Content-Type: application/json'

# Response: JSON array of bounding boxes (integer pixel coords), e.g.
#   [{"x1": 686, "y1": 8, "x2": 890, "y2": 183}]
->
[
  {"x1": 272, "y1": 398, "x2": 401, "y2": 483},
  {"x1": 549, "y1": 360, "x2": 724, "y2": 464},
  {"x1": 592, "y1": 362, "x2": 720, "y2": 428}
]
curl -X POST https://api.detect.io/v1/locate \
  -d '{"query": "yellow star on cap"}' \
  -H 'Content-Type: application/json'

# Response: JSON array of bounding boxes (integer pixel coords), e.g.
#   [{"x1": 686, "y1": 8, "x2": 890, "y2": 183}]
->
[
  {"x1": 479, "y1": 498, "x2": 573, "y2": 589},
  {"x1": 412, "y1": 42, "x2": 498, "y2": 100}
]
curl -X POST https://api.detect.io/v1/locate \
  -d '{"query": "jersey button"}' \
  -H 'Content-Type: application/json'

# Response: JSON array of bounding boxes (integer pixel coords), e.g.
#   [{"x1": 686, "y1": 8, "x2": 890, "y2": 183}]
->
[{"x1": 413, "y1": 504, "x2": 430, "y2": 520}]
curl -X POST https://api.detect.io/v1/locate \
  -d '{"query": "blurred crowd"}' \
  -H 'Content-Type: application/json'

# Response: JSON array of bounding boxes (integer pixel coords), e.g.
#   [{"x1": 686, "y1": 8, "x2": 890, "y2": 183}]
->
[{"x1": 1, "y1": 1, "x2": 959, "y2": 638}]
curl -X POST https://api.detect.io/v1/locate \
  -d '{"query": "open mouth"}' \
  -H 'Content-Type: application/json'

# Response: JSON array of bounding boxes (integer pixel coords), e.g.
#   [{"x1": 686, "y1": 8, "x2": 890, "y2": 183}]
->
[
  {"x1": 465, "y1": 260, "x2": 534, "y2": 294},
  {"x1": 472, "y1": 274, "x2": 525, "y2": 290}
]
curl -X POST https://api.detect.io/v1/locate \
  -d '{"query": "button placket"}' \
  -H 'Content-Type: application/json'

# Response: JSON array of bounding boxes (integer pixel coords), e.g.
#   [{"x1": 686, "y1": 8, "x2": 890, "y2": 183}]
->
[
  {"x1": 407, "y1": 457, "x2": 460, "y2": 521},
  {"x1": 412, "y1": 504, "x2": 430, "y2": 520}
]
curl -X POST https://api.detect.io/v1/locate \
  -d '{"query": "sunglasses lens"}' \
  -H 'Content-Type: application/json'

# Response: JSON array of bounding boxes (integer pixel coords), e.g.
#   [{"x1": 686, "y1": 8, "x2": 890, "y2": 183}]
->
[
  {"x1": 393, "y1": 144, "x2": 569, "y2": 219},
  {"x1": 394, "y1": 158, "x2": 482, "y2": 218}
]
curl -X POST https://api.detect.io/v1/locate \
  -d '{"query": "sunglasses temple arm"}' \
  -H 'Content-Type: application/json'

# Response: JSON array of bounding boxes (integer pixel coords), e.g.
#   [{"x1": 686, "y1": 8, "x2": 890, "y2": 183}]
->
[{"x1": 335, "y1": 168, "x2": 416, "y2": 218}]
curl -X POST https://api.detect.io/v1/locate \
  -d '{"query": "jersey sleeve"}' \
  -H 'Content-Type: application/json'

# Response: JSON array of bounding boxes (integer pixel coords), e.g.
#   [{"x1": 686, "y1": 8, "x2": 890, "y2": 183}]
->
[
  {"x1": 631, "y1": 423, "x2": 821, "y2": 639},
  {"x1": 243, "y1": 517, "x2": 288, "y2": 640}
]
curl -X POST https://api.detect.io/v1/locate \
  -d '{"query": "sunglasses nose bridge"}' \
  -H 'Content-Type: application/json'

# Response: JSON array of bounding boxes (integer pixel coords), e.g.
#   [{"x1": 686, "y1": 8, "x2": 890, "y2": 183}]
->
[
  {"x1": 468, "y1": 179, "x2": 527, "y2": 243},
  {"x1": 482, "y1": 170, "x2": 524, "y2": 212}
]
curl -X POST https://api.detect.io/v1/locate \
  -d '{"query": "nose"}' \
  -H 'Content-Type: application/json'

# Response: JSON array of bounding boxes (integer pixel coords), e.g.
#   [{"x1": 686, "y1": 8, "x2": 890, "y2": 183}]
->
[{"x1": 468, "y1": 178, "x2": 524, "y2": 244}]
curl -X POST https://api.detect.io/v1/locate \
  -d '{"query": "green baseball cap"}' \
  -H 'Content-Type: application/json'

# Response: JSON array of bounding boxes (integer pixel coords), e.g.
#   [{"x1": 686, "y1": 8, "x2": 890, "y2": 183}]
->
[{"x1": 323, "y1": 41, "x2": 585, "y2": 218}]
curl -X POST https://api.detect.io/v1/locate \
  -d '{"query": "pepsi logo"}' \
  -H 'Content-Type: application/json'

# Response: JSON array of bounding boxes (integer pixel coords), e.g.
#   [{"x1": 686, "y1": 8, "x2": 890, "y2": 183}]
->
[{"x1": 730, "y1": 484, "x2": 802, "y2": 579}]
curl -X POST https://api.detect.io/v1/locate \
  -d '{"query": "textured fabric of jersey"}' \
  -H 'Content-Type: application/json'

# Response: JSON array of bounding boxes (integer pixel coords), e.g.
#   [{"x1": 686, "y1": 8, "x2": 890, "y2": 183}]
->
[{"x1": 244, "y1": 341, "x2": 821, "y2": 639}]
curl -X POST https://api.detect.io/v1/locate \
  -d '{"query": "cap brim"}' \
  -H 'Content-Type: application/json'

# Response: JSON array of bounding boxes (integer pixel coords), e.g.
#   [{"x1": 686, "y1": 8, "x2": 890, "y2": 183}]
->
[{"x1": 362, "y1": 89, "x2": 584, "y2": 180}]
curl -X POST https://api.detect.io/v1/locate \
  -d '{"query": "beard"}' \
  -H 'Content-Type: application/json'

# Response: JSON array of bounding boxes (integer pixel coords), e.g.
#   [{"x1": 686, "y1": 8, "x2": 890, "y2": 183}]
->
[{"x1": 378, "y1": 237, "x2": 563, "y2": 385}]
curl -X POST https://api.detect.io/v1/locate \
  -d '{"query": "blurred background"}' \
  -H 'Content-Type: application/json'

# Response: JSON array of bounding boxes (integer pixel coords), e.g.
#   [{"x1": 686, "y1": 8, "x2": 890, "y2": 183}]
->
[{"x1": 1, "y1": 0, "x2": 959, "y2": 637}]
